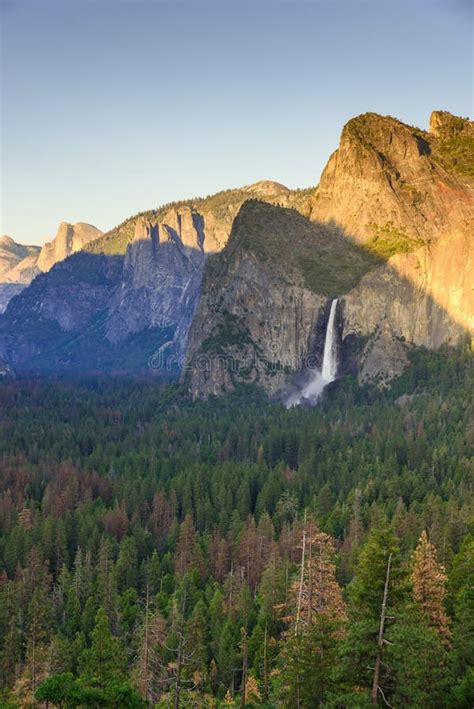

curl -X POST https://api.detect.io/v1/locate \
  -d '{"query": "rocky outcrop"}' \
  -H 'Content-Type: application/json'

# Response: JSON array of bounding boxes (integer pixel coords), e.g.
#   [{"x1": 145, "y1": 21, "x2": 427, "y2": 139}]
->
[
  {"x1": 184, "y1": 201, "x2": 363, "y2": 398},
  {"x1": 0, "y1": 236, "x2": 40, "y2": 283},
  {"x1": 429, "y1": 110, "x2": 473, "y2": 140},
  {"x1": 0, "y1": 236, "x2": 41, "y2": 312},
  {"x1": 310, "y1": 111, "x2": 474, "y2": 245},
  {"x1": 104, "y1": 214, "x2": 206, "y2": 358},
  {"x1": 0, "y1": 284, "x2": 25, "y2": 314},
  {"x1": 37, "y1": 222, "x2": 103, "y2": 271},
  {"x1": 1, "y1": 223, "x2": 102, "y2": 283},
  {"x1": 87, "y1": 181, "x2": 292, "y2": 257},
  {"x1": 357, "y1": 323, "x2": 409, "y2": 387}
]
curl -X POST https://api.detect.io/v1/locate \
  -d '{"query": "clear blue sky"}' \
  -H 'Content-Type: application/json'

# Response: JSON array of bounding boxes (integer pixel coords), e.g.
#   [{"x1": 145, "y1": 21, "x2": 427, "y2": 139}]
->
[{"x1": 1, "y1": 0, "x2": 472, "y2": 245}]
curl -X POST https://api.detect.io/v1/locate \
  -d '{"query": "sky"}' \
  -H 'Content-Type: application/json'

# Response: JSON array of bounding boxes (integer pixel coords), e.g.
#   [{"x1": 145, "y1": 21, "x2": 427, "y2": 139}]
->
[{"x1": 1, "y1": 0, "x2": 472, "y2": 245}]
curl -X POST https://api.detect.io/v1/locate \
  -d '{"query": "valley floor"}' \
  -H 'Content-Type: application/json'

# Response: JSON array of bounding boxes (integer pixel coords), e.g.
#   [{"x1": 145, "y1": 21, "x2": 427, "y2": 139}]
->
[{"x1": 0, "y1": 345, "x2": 472, "y2": 707}]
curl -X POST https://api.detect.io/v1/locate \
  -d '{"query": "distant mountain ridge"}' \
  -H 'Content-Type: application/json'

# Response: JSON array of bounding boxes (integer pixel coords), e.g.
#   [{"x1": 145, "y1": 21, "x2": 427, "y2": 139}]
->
[
  {"x1": 0, "y1": 222, "x2": 103, "y2": 312},
  {"x1": 0, "y1": 235, "x2": 40, "y2": 284}
]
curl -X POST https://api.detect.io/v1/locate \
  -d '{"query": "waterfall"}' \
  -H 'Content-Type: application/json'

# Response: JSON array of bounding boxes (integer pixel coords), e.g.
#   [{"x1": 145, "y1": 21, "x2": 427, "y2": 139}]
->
[
  {"x1": 286, "y1": 298, "x2": 339, "y2": 407},
  {"x1": 321, "y1": 298, "x2": 338, "y2": 383}
]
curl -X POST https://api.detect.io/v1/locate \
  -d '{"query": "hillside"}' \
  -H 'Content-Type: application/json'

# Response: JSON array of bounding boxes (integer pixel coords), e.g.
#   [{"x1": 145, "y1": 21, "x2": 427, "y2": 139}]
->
[{"x1": 86, "y1": 181, "x2": 297, "y2": 256}]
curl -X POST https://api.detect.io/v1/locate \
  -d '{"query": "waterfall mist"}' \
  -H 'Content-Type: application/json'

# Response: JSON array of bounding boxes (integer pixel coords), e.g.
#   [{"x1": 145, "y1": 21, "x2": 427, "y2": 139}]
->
[{"x1": 286, "y1": 298, "x2": 339, "y2": 407}]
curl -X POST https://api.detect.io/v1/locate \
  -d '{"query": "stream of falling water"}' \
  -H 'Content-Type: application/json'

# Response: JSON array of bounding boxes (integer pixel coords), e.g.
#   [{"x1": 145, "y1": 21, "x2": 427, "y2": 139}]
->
[{"x1": 286, "y1": 298, "x2": 339, "y2": 407}]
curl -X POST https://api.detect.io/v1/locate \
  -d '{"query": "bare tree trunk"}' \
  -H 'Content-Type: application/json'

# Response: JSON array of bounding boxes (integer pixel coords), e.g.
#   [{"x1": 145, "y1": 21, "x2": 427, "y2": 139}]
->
[
  {"x1": 263, "y1": 622, "x2": 269, "y2": 703},
  {"x1": 31, "y1": 626, "x2": 37, "y2": 707},
  {"x1": 174, "y1": 632, "x2": 183, "y2": 709},
  {"x1": 174, "y1": 590, "x2": 187, "y2": 709},
  {"x1": 295, "y1": 529, "x2": 306, "y2": 635},
  {"x1": 140, "y1": 585, "x2": 150, "y2": 699},
  {"x1": 294, "y1": 527, "x2": 306, "y2": 708},
  {"x1": 229, "y1": 563, "x2": 234, "y2": 618},
  {"x1": 240, "y1": 627, "x2": 248, "y2": 709},
  {"x1": 371, "y1": 553, "x2": 392, "y2": 706},
  {"x1": 308, "y1": 533, "x2": 313, "y2": 626}
]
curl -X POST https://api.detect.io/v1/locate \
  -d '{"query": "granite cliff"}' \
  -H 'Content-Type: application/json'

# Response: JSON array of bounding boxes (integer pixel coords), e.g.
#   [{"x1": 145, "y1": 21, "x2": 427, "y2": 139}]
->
[
  {"x1": 37, "y1": 222, "x2": 103, "y2": 272},
  {"x1": 0, "y1": 235, "x2": 40, "y2": 283}
]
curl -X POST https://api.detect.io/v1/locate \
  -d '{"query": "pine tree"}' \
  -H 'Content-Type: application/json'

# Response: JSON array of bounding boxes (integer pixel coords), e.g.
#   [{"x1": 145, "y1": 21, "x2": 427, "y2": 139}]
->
[
  {"x1": 174, "y1": 514, "x2": 200, "y2": 577},
  {"x1": 186, "y1": 598, "x2": 210, "y2": 690},
  {"x1": 80, "y1": 607, "x2": 126, "y2": 690},
  {"x1": 449, "y1": 538, "x2": 474, "y2": 707},
  {"x1": 96, "y1": 537, "x2": 118, "y2": 629},
  {"x1": 133, "y1": 588, "x2": 167, "y2": 703},
  {"x1": 411, "y1": 531, "x2": 450, "y2": 644},
  {"x1": 14, "y1": 586, "x2": 51, "y2": 707},
  {"x1": 0, "y1": 580, "x2": 21, "y2": 689},
  {"x1": 340, "y1": 488, "x2": 364, "y2": 581},
  {"x1": 389, "y1": 606, "x2": 448, "y2": 708},
  {"x1": 278, "y1": 521, "x2": 346, "y2": 707},
  {"x1": 115, "y1": 536, "x2": 138, "y2": 594},
  {"x1": 337, "y1": 525, "x2": 407, "y2": 705}
]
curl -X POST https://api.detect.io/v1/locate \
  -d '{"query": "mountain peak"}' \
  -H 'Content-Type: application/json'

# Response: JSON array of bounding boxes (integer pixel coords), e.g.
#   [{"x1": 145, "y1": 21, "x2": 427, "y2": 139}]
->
[
  {"x1": 311, "y1": 110, "x2": 474, "y2": 244},
  {"x1": 429, "y1": 110, "x2": 472, "y2": 138},
  {"x1": 242, "y1": 180, "x2": 290, "y2": 196},
  {"x1": 37, "y1": 222, "x2": 103, "y2": 271}
]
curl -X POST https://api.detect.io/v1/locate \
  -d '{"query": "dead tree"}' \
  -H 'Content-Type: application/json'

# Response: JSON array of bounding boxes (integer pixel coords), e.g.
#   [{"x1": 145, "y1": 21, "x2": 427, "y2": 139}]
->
[{"x1": 371, "y1": 553, "x2": 393, "y2": 706}]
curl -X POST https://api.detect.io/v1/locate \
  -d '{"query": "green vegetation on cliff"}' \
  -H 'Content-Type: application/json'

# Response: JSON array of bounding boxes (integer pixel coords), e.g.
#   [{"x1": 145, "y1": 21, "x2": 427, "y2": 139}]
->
[
  {"x1": 364, "y1": 222, "x2": 424, "y2": 260},
  {"x1": 433, "y1": 134, "x2": 474, "y2": 178},
  {"x1": 86, "y1": 184, "x2": 306, "y2": 257},
  {"x1": 230, "y1": 200, "x2": 381, "y2": 297}
]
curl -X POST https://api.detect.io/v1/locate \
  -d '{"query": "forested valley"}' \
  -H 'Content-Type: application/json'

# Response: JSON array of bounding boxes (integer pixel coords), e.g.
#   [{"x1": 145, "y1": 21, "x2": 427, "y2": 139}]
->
[{"x1": 0, "y1": 345, "x2": 472, "y2": 708}]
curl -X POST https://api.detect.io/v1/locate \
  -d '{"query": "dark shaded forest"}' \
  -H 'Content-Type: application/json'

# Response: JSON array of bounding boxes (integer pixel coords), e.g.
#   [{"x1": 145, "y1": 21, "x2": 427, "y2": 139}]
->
[{"x1": 0, "y1": 345, "x2": 472, "y2": 707}]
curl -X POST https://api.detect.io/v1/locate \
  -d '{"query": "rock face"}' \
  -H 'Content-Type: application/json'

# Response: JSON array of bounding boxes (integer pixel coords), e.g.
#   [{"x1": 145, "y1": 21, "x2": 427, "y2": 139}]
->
[
  {"x1": 429, "y1": 110, "x2": 473, "y2": 140},
  {"x1": 0, "y1": 285, "x2": 25, "y2": 315},
  {"x1": 184, "y1": 202, "x2": 328, "y2": 397},
  {"x1": 0, "y1": 253, "x2": 124, "y2": 371},
  {"x1": 37, "y1": 222, "x2": 103, "y2": 272},
  {"x1": 0, "y1": 236, "x2": 41, "y2": 312},
  {"x1": 315, "y1": 111, "x2": 473, "y2": 386},
  {"x1": 104, "y1": 214, "x2": 207, "y2": 359},
  {"x1": 0, "y1": 236, "x2": 40, "y2": 283},
  {"x1": 310, "y1": 112, "x2": 474, "y2": 244}
]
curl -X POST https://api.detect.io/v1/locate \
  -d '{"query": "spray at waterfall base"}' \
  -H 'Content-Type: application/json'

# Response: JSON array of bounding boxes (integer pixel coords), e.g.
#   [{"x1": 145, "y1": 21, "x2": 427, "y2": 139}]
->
[{"x1": 286, "y1": 298, "x2": 340, "y2": 408}]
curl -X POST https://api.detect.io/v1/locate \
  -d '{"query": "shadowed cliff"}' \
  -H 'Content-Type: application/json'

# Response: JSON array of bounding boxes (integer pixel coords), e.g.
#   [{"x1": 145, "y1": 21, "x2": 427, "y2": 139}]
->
[{"x1": 182, "y1": 197, "x2": 472, "y2": 399}]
